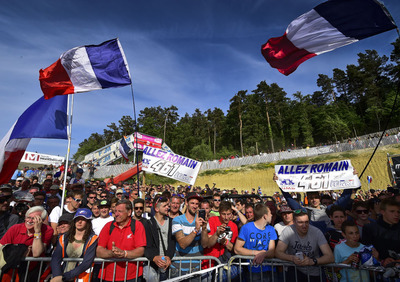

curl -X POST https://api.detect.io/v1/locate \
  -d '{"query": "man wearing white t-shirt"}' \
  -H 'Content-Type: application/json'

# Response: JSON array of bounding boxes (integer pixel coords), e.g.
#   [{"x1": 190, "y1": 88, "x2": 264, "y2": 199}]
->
[{"x1": 92, "y1": 200, "x2": 114, "y2": 235}]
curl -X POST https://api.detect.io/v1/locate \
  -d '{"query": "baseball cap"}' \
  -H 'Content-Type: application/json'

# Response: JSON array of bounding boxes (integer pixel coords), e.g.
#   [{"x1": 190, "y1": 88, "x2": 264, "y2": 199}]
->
[
  {"x1": 186, "y1": 192, "x2": 203, "y2": 202},
  {"x1": 116, "y1": 189, "x2": 124, "y2": 194},
  {"x1": 99, "y1": 200, "x2": 110, "y2": 207},
  {"x1": 110, "y1": 185, "x2": 117, "y2": 190},
  {"x1": 16, "y1": 177, "x2": 24, "y2": 181},
  {"x1": 76, "y1": 168, "x2": 84, "y2": 174},
  {"x1": 50, "y1": 185, "x2": 60, "y2": 190},
  {"x1": 278, "y1": 205, "x2": 293, "y2": 214},
  {"x1": 0, "y1": 184, "x2": 12, "y2": 192},
  {"x1": 73, "y1": 208, "x2": 92, "y2": 220},
  {"x1": 58, "y1": 213, "x2": 74, "y2": 224}
]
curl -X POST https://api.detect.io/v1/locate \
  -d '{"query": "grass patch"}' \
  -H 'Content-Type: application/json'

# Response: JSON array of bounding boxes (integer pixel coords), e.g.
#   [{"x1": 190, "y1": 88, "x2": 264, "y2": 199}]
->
[{"x1": 340, "y1": 152, "x2": 357, "y2": 159}]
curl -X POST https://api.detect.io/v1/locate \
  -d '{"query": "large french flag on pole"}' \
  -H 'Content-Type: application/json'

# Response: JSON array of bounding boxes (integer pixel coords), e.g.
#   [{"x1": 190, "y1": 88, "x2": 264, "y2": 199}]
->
[
  {"x1": 261, "y1": 0, "x2": 397, "y2": 76},
  {"x1": 39, "y1": 38, "x2": 132, "y2": 99},
  {"x1": 0, "y1": 96, "x2": 68, "y2": 184}
]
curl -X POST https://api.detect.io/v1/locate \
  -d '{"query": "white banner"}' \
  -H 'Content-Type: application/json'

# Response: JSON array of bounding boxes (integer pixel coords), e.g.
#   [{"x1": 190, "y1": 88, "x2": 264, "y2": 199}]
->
[
  {"x1": 142, "y1": 146, "x2": 201, "y2": 185},
  {"x1": 275, "y1": 159, "x2": 361, "y2": 192},
  {"x1": 22, "y1": 151, "x2": 65, "y2": 166}
]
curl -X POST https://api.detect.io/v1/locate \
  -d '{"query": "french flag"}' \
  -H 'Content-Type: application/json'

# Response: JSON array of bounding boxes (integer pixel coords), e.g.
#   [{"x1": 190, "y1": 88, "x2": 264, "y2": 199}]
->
[
  {"x1": 0, "y1": 96, "x2": 68, "y2": 184},
  {"x1": 39, "y1": 38, "x2": 132, "y2": 99},
  {"x1": 261, "y1": 0, "x2": 397, "y2": 76},
  {"x1": 119, "y1": 137, "x2": 131, "y2": 162}
]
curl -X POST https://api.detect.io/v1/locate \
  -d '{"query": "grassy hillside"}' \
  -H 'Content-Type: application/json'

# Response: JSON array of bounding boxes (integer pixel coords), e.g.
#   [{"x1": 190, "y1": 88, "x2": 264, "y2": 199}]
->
[{"x1": 190, "y1": 144, "x2": 400, "y2": 195}]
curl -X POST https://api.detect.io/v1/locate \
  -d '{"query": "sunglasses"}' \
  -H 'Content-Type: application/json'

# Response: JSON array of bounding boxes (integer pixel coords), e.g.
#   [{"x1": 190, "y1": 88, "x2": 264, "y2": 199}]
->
[
  {"x1": 88, "y1": 196, "x2": 96, "y2": 199},
  {"x1": 356, "y1": 209, "x2": 369, "y2": 214},
  {"x1": 293, "y1": 208, "x2": 308, "y2": 214},
  {"x1": 213, "y1": 199, "x2": 221, "y2": 202},
  {"x1": 134, "y1": 206, "x2": 144, "y2": 210},
  {"x1": 73, "y1": 198, "x2": 82, "y2": 203},
  {"x1": 155, "y1": 196, "x2": 167, "y2": 206}
]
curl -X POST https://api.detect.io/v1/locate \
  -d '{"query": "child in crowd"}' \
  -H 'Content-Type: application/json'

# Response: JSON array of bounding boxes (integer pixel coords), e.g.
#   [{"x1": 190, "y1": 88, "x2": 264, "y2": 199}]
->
[{"x1": 334, "y1": 220, "x2": 379, "y2": 282}]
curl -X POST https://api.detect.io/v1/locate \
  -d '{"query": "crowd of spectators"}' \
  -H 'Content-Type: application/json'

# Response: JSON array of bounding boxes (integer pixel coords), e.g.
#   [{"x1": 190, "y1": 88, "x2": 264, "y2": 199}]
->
[{"x1": 0, "y1": 167, "x2": 399, "y2": 281}]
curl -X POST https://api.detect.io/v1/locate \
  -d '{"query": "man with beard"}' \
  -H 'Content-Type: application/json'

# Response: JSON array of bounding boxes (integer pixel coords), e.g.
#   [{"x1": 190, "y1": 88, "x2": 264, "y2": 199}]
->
[
  {"x1": 275, "y1": 209, "x2": 334, "y2": 282},
  {"x1": 133, "y1": 198, "x2": 149, "y2": 223},
  {"x1": 171, "y1": 192, "x2": 206, "y2": 280},
  {"x1": 144, "y1": 195, "x2": 175, "y2": 281}
]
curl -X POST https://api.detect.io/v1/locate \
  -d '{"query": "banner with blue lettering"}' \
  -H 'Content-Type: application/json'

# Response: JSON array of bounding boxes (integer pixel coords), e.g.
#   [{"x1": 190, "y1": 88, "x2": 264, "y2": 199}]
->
[
  {"x1": 142, "y1": 145, "x2": 202, "y2": 185},
  {"x1": 275, "y1": 160, "x2": 361, "y2": 192}
]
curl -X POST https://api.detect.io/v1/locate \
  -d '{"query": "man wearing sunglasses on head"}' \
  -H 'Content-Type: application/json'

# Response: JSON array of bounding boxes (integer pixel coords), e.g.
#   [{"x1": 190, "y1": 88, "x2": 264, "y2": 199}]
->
[
  {"x1": 275, "y1": 208, "x2": 334, "y2": 282},
  {"x1": 0, "y1": 185, "x2": 18, "y2": 239},
  {"x1": 49, "y1": 190, "x2": 83, "y2": 237}
]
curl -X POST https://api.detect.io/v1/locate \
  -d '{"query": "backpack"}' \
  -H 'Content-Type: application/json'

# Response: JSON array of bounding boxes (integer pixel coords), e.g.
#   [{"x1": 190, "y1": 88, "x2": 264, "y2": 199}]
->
[{"x1": 109, "y1": 219, "x2": 136, "y2": 235}]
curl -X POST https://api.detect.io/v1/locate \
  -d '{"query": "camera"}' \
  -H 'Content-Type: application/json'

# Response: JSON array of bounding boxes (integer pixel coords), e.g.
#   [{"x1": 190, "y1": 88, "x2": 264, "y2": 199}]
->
[{"x1": 224, "y1": 226, "x2": 231, "y2": 233}]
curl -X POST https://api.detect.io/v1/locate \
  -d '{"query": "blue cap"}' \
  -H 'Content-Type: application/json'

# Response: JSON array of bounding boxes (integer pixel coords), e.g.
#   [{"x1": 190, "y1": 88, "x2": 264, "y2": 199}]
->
[{"x1": 73, "y1": 208, "x2": 92, "y2": 220}]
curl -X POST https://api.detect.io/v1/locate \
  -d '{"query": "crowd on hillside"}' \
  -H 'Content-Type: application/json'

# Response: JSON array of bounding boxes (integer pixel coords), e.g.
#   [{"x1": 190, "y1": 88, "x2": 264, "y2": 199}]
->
[{"x1": 0, "y1": 166, "x2": 400, "y2": 281}]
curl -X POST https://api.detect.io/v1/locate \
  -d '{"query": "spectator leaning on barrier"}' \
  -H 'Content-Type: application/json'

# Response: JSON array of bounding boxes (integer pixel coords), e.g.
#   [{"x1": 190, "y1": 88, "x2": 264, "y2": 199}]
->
[
  {"x1": 171, "y1": 192, "x2": 206, "y2": 279},
  {"x1": 334, "y1": 220, "x2": 378, "y2": 282},
  {"x1": 0, "y1": 206, "x2": 53, "y2": 257},
  {"x1": 202, "y1": 201, "x2": 238, "y2": 267},
  {"x1": 234, "y1": 203, "x2": 277, "y2": 282},
  {"x1": 324, "y1": 205, "x2": 346, "y2": 251},
  {"x1": 51, "y1": 208, "x2": 98, "y2": 282},
  {"x1": 144, "y1": 195, "x2": 176, "y2": 281},
  {"x1": 362, "y1": 198, "x2": 400, "y2": 267},
  {"x1": 96, "y1": 199, "x2": 146, "y2": 282},
  {"x1": 275, "y1": 208, "x2": 334, "y2": 282}
]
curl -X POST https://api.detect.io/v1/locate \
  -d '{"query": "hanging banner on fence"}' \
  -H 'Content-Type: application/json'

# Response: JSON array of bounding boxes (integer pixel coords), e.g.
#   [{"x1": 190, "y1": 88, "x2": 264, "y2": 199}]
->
[
  {"x1": 142, "y1": 145, "x2": 201, "y2": 185},
  {"x1": 22, "y1": 151, "x2": 65, "y2": 166},
  {"x1": 275, "y1": 159, "x2": 360, "y2": 192}
]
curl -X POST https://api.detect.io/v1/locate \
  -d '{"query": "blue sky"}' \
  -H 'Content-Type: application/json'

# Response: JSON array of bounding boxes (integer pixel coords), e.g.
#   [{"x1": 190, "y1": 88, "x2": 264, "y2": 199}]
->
[{"x1": 1, "y1": 0, "x2": 399, "y2": 158}]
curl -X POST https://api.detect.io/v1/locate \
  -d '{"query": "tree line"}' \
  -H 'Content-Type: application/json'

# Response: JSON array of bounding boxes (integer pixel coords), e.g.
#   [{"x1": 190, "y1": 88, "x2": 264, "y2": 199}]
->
[{"x1": 74, "y1": 39, "x2": 400, "y2": 162}]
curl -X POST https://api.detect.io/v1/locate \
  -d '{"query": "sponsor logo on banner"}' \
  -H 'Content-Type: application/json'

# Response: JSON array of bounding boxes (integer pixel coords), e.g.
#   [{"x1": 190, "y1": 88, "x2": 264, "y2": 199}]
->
[
  {"x1": 133, "y1": 132, "x2": 162, "y2": 150},
  {"x1": 142, "y1": 145, "x2": 201, "y2": 185},
  {"x1": 275, "y1": 159, "x2": 361, "y2": 192},
  {"x1": 22, "y1": 151, "x2": 65, "y2": 166}
]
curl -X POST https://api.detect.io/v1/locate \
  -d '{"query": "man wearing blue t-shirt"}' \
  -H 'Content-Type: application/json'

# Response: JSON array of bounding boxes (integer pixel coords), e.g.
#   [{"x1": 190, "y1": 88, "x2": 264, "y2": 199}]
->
[
  {"x1": 234, "y1": 203, "x2": 277, "y2": 282},
  {"x1": 171, "y1": 192, "x2": 207, "y2": 281}
]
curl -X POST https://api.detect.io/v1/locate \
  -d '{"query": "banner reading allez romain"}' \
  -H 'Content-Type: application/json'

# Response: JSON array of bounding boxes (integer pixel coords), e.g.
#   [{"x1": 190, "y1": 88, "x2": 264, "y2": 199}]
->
[
  {"x1": 275, "y1": 159, "x2": 361, "y2": 192},
  {"x1": 142, "y1": 145, "x2": 202, "y2": 185}
]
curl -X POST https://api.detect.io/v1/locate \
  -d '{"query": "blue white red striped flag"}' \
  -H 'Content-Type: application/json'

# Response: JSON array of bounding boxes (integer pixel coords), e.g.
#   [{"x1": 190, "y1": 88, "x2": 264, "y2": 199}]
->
[
  {"x1": 39, "y1": 38, "x2": 131, "y2": 99},
  {"x1": 119, "y1": 137, "x2": 131, "y2": 161},
  {"x1": 261, "y1": 0, "x2": 397, "y2": 75},
  {"x1": 0, "y1": 96, "x2": 68, "y2": 184},
  {"x1": 367, "y1": 176, "x2": 373, "y2": 183}
]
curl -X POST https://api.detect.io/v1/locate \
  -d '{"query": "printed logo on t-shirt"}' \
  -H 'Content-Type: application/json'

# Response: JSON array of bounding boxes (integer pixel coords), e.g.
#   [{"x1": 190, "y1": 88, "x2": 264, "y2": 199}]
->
[
  {"x1": 249, "y1": 231, "x2": 272, "y2": 250},
  {"x1": 127, "y1": 234, "x2": 133, "y2": 239},
  {"x1": 293, "y1": 241, "x2": 315, "y2": 257}
]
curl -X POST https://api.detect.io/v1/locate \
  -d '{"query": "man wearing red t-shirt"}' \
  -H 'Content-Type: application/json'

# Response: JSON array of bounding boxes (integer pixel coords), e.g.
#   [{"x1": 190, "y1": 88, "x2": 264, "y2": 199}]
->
[
  {"x1": 97, "y1": 199, "x2": 146, "y2": 282},
  {"x1": 201, "y1": 201, "x2": 238, "y2": 267}
]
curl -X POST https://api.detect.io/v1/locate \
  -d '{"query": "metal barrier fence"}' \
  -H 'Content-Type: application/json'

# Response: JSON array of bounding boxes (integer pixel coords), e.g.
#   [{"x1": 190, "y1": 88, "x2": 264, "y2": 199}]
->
[
  {"x1": 227, "y1": 256, "x2": 396, "y2": 282},
  {"x1": 8, "y1": 256, "x2": 222, "y2": 282},
  {"x1": 6, "y1": 255, "x2": 399, "y2": 282}
]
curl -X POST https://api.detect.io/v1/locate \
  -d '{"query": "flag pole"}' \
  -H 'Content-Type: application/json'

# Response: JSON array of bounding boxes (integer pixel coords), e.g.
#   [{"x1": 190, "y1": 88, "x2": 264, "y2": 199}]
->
[
  {"x1": 130, "y1": 84, "x2": 141, "y2": 193},
  {"x1": 60, "y1": 94, "x2": 74, "y2": 215}
]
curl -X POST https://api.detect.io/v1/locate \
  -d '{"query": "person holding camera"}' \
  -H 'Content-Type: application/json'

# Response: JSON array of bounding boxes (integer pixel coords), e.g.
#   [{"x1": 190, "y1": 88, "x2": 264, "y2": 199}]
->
[{"x1": 201, "y1": 201, "x2": 238, "y2": 267}]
